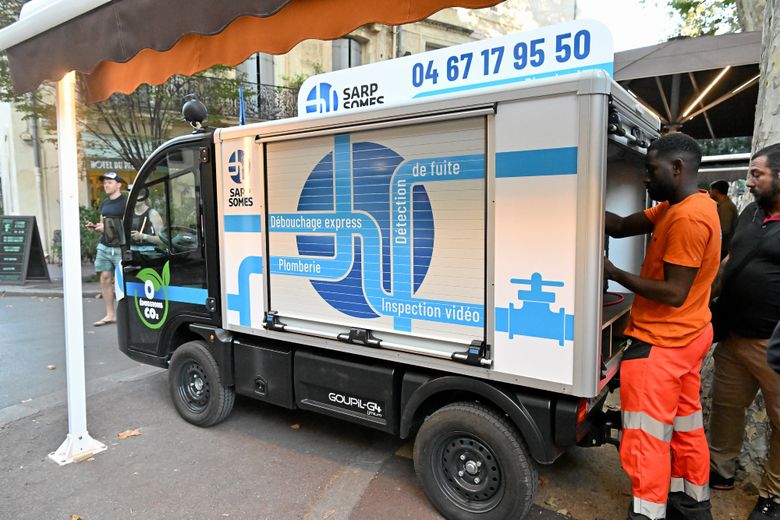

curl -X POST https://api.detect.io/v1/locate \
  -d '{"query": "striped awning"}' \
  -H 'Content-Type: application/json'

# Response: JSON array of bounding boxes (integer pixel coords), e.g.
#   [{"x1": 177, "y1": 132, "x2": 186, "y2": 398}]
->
[{"x1": 0, "y1": 0, "x2": 503, "y2": 103}]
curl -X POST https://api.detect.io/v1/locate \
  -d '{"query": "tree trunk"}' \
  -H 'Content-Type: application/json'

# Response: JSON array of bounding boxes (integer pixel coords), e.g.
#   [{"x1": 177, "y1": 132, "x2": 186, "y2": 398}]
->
[
  {"x1": 752, "y1": 0, "x2": 780, "y2": 150},
  {"x1": 737, "y1": 0, "x2": 767, "y2": 32}
]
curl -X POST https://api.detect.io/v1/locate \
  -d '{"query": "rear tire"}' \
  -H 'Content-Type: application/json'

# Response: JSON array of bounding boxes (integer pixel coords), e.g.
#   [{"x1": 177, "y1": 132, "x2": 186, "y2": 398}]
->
[
  {"x1": 168, "y1": 340, "x2": 235, "y2": 426},
  {"x1": 414, "y1": 401, "x2": 537, "y2": 520}
]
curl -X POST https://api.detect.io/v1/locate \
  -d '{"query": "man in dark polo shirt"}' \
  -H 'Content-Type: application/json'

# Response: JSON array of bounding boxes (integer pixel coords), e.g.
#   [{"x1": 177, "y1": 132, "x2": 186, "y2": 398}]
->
[
  {"x1": 709, "y1": 143, "x2": 780, "y2": 520},
  {"x1": 86, "y1": 172, "x2": 127, "y2": 327}
]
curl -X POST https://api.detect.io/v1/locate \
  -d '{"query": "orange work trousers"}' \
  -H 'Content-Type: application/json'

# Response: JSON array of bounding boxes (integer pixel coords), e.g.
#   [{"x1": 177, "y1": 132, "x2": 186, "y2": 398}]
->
[{"x1": 620, "y1": 325, "x2": 713, "y2": 519}]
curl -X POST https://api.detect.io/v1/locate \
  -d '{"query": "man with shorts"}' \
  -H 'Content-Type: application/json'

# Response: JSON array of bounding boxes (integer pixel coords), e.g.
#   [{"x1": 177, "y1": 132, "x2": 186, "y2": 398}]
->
[
  {"x1": 86, "y1": 171, "x2": 127, "y2": 327},
  {"x1": 605, "y1": 133, "x2": 721, "y2": 519}
]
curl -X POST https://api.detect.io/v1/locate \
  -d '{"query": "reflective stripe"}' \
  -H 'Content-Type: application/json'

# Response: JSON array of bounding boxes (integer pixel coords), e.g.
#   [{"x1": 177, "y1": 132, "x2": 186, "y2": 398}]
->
[
  {"x1": 623, "y1": 411, "x2": 673, "y2": 443},
  {"x1": 633, "y1": 496, "x2": 667, "y2": 519},
  {"x1": 673, "y1": 411, "x2": 703, "y2": 432},
  {"x1": 670, "y1": 477, "x2": 711, "y2": 502}
]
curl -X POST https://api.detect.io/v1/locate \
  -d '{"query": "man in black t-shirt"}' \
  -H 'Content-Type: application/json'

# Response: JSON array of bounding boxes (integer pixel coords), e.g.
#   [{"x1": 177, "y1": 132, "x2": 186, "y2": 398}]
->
[
  {"x1": 709, "y1": 144, "x2": 780, "y2": 520},
  {"x1": 86, "y1": 171, "x2": 127, "y2": 327}
]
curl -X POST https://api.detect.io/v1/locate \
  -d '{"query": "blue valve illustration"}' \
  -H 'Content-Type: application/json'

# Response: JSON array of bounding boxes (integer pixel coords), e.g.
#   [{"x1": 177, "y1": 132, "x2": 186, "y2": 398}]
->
[{"x1": 495, "y1": 272, "x2": 574, "y2": 346}]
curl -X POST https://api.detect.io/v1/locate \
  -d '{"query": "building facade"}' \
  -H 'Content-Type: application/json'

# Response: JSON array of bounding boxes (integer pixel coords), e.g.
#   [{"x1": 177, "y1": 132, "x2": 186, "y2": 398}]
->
[{"x1": 0, "y1": 0, "x2": 575, "y2": 260}]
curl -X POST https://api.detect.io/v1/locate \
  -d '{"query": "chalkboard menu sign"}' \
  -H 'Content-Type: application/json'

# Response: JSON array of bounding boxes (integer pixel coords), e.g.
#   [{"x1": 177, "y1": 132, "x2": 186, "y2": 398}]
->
[{"x1": 0, "y1": 216, "x2": 50, "y2": 284}]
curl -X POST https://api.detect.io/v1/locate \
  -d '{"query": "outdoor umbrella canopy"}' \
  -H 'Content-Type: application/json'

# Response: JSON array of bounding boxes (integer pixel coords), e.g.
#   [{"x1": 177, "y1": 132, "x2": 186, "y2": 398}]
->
[
  {"x1": 2, "y1": 0, "x2": 504, "y2": 102},
  {"x1": 0, "y1": 0, "x2": 504, "y2": 465}
]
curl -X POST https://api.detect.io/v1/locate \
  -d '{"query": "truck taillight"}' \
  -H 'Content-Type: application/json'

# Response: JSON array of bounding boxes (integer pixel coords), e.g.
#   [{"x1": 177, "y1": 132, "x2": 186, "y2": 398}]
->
[{"x1": 575, "y1": 398, "x2": 589, "y2": 441}]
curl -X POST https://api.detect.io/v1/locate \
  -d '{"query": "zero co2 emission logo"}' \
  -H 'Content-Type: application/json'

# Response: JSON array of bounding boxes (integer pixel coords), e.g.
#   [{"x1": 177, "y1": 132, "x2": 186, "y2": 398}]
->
[{"x1": 134, "y1": 261, "x2": 170, "y2": 329}]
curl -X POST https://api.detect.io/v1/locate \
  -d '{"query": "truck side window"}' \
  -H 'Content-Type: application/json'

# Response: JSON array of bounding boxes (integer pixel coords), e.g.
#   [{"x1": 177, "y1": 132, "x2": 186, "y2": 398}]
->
[
  {"x1": 168, "y1": 171, "x2": 200, "y2": 253},
  {"x1": 130, "y1": 181, "x2": 168, "y2": 257},
  {"x1": 131, "y1": 147, "x2": 201, "y2": 257}
]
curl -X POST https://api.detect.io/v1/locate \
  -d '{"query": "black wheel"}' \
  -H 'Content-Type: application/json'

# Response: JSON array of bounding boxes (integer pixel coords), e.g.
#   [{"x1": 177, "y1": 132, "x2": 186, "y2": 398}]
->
[
  {"x1": 413, "y1": 402, "x2": 538, "y2": 520},
  {"x1": 168, "y1": 340, "x2": 235, "y2": 426}
]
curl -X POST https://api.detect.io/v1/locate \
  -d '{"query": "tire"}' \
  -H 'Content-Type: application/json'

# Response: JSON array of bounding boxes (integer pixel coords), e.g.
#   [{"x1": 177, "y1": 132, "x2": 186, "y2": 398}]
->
[
  {"x1": 413, "y1": 401, "x2": 538, "y2": 520},
  {"x1": 168, "y1": 340, "x2": 235, "y2": 427}
]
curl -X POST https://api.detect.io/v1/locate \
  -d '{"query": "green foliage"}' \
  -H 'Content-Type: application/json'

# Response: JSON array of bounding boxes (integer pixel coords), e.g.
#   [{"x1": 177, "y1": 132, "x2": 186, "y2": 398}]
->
[
  {"x1": 72, "y1": 205, "x2": 101, "y2": 263},
  {"x1": 699, "y1": 136, "x2": 752, "y2": 155},
  {"x1": 0, "y1": 0, "x2": 38, "y2": 106},
  {"x1": 668, "y1": 0, "x2": 740, "y2": 36},
  {"x1": 79, "y1": 205, "x2": 101, "y2": 262},
  {"x1": 282, "y1": 62, "x2": 324, "y2": 90}
]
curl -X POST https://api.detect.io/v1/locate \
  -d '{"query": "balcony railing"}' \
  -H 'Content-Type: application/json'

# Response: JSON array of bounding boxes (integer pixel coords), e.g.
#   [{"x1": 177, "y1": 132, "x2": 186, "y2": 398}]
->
[{"x1": 196, "y1": 79, "x2": 300, "y2": 121}]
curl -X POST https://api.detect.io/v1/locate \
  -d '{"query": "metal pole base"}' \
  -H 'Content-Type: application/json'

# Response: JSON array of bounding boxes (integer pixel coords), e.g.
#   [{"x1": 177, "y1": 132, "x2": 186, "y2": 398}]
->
[{"x1": 48, "y1": 432, "x2": 107, "y2": 466}]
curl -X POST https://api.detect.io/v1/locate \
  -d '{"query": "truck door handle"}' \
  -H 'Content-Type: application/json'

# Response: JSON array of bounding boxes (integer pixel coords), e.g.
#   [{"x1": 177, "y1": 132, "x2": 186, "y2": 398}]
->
[{"x1": 123, "y1": 265, "x2": 141, "y2": 274}]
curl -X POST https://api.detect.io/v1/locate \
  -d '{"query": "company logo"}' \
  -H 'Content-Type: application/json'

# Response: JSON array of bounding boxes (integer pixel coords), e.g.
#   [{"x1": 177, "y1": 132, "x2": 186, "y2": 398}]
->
[
  {"x1": 328, "y1": 392, "x2": 384, "y2": 418},
  {"x1": 305, "y1": 82, "x2": 339, "y2": 114},
  {"x1": 342, "y1": 83, "x2": 384, "y2": 109},
  {"x1": 228, "y1": 149, "x2": 245, "y2": 184},
  {"x1": 134, "y1": 261, "x2": 170, "y2": 329},
  {"x1": 297, "y1": 141, "x2": 434, "y2": 319}
]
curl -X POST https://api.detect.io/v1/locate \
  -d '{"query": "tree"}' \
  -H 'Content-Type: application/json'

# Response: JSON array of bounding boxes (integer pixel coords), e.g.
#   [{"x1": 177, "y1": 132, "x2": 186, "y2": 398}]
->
[
  {"x1": 1, "y1": 2, "x2": 246, "y2": 172},
  {"x1": 0, "y1": 0, "x2": 24, "y2": 101},
  {"x1": 752, "y1": 0, "x2": 778, "y2": 150},
  {"x1": 669, "y1": 0, "x2": 741, "y2": 36},
  {"x1": 80, "y1": 70, "x2": 247, "y2": 170}
]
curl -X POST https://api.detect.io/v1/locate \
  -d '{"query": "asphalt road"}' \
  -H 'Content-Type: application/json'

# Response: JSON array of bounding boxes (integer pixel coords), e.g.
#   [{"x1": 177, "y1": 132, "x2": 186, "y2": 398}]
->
[
  {"x1": 0, "y1": 295, "x2": 139, "y2": 408},
  {"x1": 0, "y1": 294, "x2": 569, "y2": 519},
  {"x1": 0, "y1": 295, "x2": 756, "y2": 519}
]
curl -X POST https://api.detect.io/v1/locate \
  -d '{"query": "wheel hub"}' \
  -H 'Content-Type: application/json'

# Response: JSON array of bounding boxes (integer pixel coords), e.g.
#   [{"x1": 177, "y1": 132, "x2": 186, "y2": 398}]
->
[
  {"x1": 436, "y1": 434, "x2": 502, "y2": 510},
  {"x1": 177, "y1": 361, "x2": 210, "y2": 412}
]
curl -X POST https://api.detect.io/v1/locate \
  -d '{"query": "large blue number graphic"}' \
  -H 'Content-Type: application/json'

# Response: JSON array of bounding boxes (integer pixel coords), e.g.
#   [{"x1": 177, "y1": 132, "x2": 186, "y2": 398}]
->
[
  {"x1": 574, "y1": 30, "x2": 590, "y2": 59},
  {"x1": 529, "y1": 38, "x2": 544, "y2": 67},
  {"x1": 555, "y1": 32, "x2": 572, "y2": 63},
  {"x1": 460, "y1": 52, "x2": 473, "y2": 79},
  {"x1": 415, "y1": 29, "x2": 592, "y2": 89},
  {"x1": 412, "y1": 62, "x2": 423, "y2": 87},
  {"x1": 446, "y1": 55, "x2": 459, "y2": 81},
  {"x1": 425, "y1": 60, "x2": 439, "y2": 84},
  {"x1": 513, "y1": 42, "x2": 527, "y2": 70}
]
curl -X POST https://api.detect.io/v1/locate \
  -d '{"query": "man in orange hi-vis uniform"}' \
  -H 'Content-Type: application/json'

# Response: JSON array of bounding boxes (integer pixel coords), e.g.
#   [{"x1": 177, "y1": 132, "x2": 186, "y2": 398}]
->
[{"x1": 605, "y1": 132, "x2": 721, "y2": 520}]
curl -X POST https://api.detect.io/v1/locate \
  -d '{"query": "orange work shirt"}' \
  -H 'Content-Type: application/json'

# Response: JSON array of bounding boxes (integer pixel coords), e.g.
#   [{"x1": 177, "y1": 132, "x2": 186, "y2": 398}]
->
[{"x1": 624, "y1": 191, "x2": 721, "y2": 347}]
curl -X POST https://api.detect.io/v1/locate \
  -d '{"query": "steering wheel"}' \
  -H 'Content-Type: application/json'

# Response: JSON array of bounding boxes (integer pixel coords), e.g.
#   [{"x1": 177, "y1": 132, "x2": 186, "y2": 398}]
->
[{"x1": 165, "y1": 225, "x2": 198, "y2": 252}]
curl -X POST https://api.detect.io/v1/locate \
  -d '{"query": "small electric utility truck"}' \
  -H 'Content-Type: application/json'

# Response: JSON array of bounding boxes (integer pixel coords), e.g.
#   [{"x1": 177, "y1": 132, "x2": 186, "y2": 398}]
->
[{"x1": 116, "y1": 20, "x2": 658, "y2": 519}]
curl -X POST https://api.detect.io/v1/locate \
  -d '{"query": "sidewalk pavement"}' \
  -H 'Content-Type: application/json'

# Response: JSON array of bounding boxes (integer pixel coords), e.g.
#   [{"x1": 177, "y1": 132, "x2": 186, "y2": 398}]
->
[
  {"x1": 0, "y1": 262, "x2": 102, "y2": 298},
  {"x1": 0, "y1": 368, "x2": 567, "y2": 520}
]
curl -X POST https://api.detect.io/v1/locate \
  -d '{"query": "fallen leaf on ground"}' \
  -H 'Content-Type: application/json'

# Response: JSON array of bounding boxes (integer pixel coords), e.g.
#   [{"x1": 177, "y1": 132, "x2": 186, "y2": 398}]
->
[
  {"x1": 323, "y1": 510, "x2": 336, "y2": 519},
  {"x1": 47, "y1": 365, "x2": 56, "y2": 370},
  {"x1": 117, "y1": 428, "x2": 142, "y2": 439},
  {"x1": 71, "y1": 515, "x2": 83, "y2": 520},
  {"x1": 290, "y1": 423, "x2": 301, "y2": 430}
]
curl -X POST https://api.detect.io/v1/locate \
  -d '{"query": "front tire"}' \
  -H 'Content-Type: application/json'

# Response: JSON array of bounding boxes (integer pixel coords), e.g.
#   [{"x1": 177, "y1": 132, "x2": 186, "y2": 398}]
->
[
  {"x1": 413, "y1": 402, "x2": 537, "y2": 520},
  {"x1": 168, "y1": 340, "x2": 235, "y2": 426}
]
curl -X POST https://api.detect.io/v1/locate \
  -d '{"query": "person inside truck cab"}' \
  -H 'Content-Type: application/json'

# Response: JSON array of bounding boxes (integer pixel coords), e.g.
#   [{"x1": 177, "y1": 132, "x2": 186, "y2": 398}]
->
[
  {"x1": 129, "y1": 187, "x2": 164, "y2": 250},
  {"x1": 604, "y1": 133, "x2": 720, "y2": 520}
]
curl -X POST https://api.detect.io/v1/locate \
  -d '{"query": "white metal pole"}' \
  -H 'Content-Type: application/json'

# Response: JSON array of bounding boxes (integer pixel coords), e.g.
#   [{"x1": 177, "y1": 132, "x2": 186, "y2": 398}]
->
[{"x1": 49, "y1": 71, "x2": 106, "y2": 465}]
